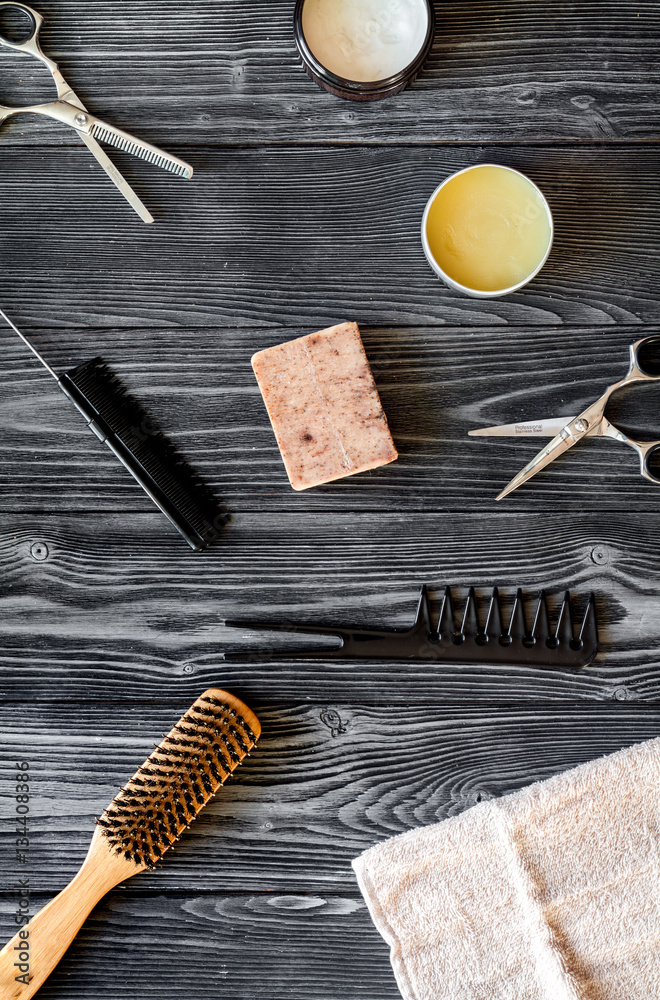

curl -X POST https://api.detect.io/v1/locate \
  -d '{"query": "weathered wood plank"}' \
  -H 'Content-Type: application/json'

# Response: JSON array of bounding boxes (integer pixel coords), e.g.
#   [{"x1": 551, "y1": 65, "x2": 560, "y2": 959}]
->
[
  {"x1": 0, "y1": 889, "x2": 396, "y2": 1000},
  {"x1": 1, "y1": 703, "x2": 658, "y2": 894},
  {"x1": 0, "y1": 511, "x2": 658, "y2": 703},
  {"x1": 1, "y1": 145, "x2": 659, "y2": 328},
  {"x1": 1, "y1": 325, "x2": 659, "y2": 511},
  {"x1": 0, "y1": 1, "x2": 658, "y2": 145}
]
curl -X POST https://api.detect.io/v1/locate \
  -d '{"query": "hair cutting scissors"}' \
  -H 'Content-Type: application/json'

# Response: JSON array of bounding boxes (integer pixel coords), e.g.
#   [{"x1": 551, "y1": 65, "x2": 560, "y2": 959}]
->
[
  {"x1": 469, "y1": 336, "x2": 660, "y2": 499},
  {"x1": 0, "y1": 2, "x2": 192, "y2": 222}
]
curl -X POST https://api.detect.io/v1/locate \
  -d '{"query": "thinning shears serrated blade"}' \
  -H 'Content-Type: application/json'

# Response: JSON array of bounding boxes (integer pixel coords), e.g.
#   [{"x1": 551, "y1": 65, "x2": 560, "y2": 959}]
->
[
  {"x1": 40, "y1": 101, "x2": 193, "y2": 179},
  {"x1": 87, "y1": 120, "x2": 193, "y2": 179},
  {"x1": 0, "y1": 100, "x2": 192, "y2": 178}
]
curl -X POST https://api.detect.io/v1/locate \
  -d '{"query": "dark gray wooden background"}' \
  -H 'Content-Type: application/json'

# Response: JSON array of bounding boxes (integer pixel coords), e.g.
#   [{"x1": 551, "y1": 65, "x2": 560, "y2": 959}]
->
[{"x1": 1, "y1": 2, "x2": 659, "y2": 997}]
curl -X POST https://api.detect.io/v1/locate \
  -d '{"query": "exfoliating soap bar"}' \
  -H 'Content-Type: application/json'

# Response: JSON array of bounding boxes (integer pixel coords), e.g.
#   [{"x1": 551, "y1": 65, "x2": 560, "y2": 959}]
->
[{"x1": 252, "y1": 322, "x2": 398, "y2": 491}]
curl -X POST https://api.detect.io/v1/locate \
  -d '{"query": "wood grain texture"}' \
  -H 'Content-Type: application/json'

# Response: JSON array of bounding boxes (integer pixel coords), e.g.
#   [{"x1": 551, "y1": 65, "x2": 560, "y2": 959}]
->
[
  {"x1": 1, "y1": 325, "x2": 659, "y2": 511},
  {"x1": 1, "y1": 703, "x2": 659, "y2": 892},
  {"x1": 0, "y1": 1, "x2": 658, "y2": 146},
  {"x1": 0, "y1": 510, "x2": 658, "y2": 703},
  {"x1": 0, "y1": 145, "x2": 659, "y2": 328},
  {"x1": 0, "y1": 889, "x2": 397, "y2": 1000},
  {"x1": 1, "y1": 3, "x2": 659, "y2": 996}
]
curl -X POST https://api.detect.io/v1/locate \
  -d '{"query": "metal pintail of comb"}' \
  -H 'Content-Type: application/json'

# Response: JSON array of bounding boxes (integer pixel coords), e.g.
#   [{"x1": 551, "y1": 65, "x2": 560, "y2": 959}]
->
[{"x1": 225, "y1": 586, "x2": 598, "y2": 668}]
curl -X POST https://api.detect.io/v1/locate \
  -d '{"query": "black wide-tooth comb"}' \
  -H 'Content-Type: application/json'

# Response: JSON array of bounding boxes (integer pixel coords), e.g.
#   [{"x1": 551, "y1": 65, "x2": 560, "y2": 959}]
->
[
  {"x1": 2, "y1": 309, "x2": 225, "y2": 550},
  {"x1": 225, "y1": 585, "x2": 599, "y2": 668}
]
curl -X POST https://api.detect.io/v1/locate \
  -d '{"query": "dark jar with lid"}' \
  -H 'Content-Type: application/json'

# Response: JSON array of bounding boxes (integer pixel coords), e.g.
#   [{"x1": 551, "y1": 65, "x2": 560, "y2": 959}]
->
[{"x1": 294, "y1": 0, "x2": 435, "y2": 102}]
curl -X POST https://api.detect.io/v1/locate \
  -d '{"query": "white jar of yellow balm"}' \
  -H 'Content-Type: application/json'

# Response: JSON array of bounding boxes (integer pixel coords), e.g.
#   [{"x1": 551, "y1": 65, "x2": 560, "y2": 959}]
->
[{"x1": 421, "y1": 164, "x2": 554, "y2": 297}]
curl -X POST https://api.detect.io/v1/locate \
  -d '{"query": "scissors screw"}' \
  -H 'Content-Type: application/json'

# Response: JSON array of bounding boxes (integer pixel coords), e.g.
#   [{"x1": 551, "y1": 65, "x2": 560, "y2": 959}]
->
[
  {"x1": 574, "y1": 418, "x2": 589, "y2": 433},
  {"x1": 74, "y1": 113, "x2": 88, "y2": 126}
]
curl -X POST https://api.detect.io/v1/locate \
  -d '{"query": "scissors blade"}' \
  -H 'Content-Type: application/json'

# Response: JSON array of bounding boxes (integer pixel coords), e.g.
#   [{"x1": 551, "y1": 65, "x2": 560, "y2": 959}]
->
[
  {"x1": 495, "y1": 403, "x2": 605, "y2": 500},
  {"x1": 469, "y1": 417, "x2": 577, "y2": 437},
  {"x1": 88, "y1": 120, "x2": 193, "y2": 180},
  {"x1": 8, "y1": 100, "x2": 192, "y2": 184},
  {"x1": 496, "y1": 431, "x2": 578, "y2": 500},
  {"x1": 57, "y1": 88, "x2": 154, "y2": 224},
  {"x1": 77, "y1": 130, "x2": 154, "y2": 223}
]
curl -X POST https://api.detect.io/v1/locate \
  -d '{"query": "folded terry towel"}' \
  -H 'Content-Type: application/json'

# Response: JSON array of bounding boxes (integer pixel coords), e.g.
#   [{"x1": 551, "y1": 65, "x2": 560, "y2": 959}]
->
[{"x1": 352, "y1": 737, "x2": 660, "y2": 1000}]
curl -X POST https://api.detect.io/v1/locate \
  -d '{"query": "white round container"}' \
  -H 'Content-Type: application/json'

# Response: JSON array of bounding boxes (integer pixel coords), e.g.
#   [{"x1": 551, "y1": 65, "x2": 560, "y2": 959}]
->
[{"x1": 421, "y1": 164, "x2": 554, "y2": 298}]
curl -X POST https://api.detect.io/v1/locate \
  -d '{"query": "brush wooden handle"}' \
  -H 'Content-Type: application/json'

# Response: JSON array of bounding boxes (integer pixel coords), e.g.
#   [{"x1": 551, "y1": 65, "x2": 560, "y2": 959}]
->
[
  {"x1": 0, "y1": 827, "x2": 142, "y2": 999},
  {"x1": 0, "y1": 688, "x2": 260, "y2": 999}
]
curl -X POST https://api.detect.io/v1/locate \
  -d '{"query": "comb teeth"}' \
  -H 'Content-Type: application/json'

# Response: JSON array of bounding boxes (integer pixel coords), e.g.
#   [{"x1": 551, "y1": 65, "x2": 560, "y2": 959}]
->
[
  {"x1": 431, "y1": 587, "x2": 596, "y2": 659},
  {"x1": 60, "y1": 358, "x2": 225, "y2": 549},
  {"x1": 225, "y1": 586, "x2": 599, "y2": 668},
  {"x1": 97, "y1": 689, "x2": 260, "y2": 868},
  {"x1": 89, "y1": 123, "x2": 192, "y2": 178}
]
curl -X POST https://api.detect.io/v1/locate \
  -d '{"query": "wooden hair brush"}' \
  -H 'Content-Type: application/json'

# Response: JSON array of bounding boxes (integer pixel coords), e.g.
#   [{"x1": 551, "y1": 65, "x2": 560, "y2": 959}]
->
[{"x1": 0, "y1": 689, "x2": 260, "y2": 999}]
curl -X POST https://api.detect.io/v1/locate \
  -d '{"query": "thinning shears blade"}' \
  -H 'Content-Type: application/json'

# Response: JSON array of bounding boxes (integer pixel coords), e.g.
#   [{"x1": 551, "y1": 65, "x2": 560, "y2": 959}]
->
[
  {"x1": 59, "y1": 88, "x2": 154, "y2": 224},
  {"x1": 88, "y1": 120, "x2": 193, "y2": 179},
  {"x1": 0, "y1": 100, "x2": 192, "y2": 181},
  {"x1": 77, "y1": 131, "x2": 154, "y2": 223}
]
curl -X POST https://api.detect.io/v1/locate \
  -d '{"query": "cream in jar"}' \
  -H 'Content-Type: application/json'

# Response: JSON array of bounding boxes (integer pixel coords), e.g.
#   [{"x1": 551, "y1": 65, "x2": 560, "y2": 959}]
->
[
  {"x1": 422, "y1": 165, "x2": 554, "y2": 297},
  {"x1": 296, "y1": 0, "x2": 434, "y2": 99}
]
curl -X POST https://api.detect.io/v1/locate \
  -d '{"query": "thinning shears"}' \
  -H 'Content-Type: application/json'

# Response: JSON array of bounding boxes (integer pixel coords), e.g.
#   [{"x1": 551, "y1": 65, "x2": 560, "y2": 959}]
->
[
  {"x1": 469, "y1": 336, "x2": 660, "y2": 499},
  {"x1": 0, "y1": 2, "x2": 192, "y2": 222}
]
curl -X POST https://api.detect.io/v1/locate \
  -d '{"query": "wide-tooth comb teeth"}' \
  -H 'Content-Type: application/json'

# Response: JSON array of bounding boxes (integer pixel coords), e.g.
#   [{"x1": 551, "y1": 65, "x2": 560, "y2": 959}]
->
[
  {"x1": 532, "y1": 590, "x2": 551, "y2": 642},
  {"x1": 437, "y1": 586, "x2": 456, "y2": 640},
  {"x1": 554, "y1": 590, "x2": 575, "y2": 647},
  {"x1": 485, "y1": 587, "x2": 504, "y2": 640},
  {"x1": 461, "y1": 587, "x2": 479, "y2": 641},
  {"x1": 98, "y1": 689, "x2": 260, "y2": 868},
  {"x1": 507, "y1": 588, "x2": 528, "y2": 643}
]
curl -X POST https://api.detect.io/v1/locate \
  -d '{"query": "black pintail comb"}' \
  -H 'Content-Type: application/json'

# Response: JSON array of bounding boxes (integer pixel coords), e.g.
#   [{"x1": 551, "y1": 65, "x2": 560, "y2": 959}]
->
[
  {"x1": 225, "y1": 586, "x2": 599, "y2": 668},
  {"x1": 3, "y1": 309, "x2": 225, "y2": 550}
]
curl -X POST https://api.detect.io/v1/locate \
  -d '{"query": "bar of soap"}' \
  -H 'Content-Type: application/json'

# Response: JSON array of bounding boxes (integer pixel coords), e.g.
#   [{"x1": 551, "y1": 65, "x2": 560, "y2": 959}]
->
[{"x1": 252, "y1": 322, "x2": 398, "y2": 491}]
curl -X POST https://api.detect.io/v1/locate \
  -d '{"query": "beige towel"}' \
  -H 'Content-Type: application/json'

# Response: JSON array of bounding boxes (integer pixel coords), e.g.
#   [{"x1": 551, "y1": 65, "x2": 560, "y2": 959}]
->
[{"x1": 352, "y1": 738, "x2": 660, "y2": 1000}]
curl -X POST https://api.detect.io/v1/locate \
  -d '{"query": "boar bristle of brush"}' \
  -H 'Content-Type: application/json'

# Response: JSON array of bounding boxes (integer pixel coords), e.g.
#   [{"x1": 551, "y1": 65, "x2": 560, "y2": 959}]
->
[{"x1": 96, "y1": 689, "x2": 260, "y2": 867}]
